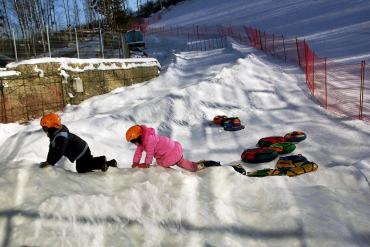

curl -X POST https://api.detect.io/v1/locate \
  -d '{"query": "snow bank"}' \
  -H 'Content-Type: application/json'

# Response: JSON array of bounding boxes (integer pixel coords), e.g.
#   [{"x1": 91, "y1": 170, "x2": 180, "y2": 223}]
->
[
  {"x1": 0, "y1": 70, "x2": 21, "y2": 77},
  {"x1": 6, "y1": 57, "x2": 161, "y2": 72}
]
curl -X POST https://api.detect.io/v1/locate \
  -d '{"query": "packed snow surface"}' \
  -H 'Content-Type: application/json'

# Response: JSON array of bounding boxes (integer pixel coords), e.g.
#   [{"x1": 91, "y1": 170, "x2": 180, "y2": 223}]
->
[{"x1": 0, "y1": 0, "x2": 369, "y2": 246}]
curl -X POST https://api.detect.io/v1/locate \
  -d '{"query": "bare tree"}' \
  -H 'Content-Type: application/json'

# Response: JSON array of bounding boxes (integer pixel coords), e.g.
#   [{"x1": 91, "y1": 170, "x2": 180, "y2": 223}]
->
[
  {"x1": 62, "y1": 0, "x2": 71, "y2": 29},
  {"x1": 0, "y1": 0, "x2": 11, "y2": 37},
  {"x1": 73, "y1": 0, "x2": 81, "y2": 27}
]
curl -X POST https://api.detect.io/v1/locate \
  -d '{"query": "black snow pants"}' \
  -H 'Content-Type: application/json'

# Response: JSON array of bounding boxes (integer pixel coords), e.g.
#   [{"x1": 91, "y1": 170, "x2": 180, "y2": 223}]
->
[{"x1": 75, "y1": 147, "x2": 106, "y2": 173}]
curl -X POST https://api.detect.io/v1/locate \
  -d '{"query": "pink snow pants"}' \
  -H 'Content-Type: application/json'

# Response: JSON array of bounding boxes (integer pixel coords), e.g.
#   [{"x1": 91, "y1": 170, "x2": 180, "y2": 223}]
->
[{"x1": 157, "y1": 142, "x2": 197, "y2": 172}]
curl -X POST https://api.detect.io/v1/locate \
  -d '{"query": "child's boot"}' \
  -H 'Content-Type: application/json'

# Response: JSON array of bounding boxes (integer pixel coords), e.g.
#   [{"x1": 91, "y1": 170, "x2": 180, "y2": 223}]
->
[
  {"x1": 107, "y1": 159, "x2": 117, "y2": 167},
  {"x1": 101, "y1": 156, "x2": 109, "y2": 172}
]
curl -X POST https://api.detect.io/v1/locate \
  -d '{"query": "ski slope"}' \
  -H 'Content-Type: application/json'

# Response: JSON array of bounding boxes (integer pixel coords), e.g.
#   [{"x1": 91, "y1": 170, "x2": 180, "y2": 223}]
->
[
  {"x1": 1, "y1": 0, "x2": 370, "y2": 246},
  {"x1": 152, "y1": 0, "x2": 370, "y2": 63}
]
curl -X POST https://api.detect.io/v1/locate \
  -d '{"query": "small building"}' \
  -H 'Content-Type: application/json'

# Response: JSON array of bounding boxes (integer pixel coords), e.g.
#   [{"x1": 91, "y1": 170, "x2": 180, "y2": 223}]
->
[{"x1": 125, "y1": 30, "x2": 145, "y2": 50}]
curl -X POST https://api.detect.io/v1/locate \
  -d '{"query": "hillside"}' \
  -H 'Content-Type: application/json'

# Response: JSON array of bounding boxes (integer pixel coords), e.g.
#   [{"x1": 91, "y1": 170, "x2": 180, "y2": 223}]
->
[{"x1": 0, "y1": 0, "x2": 369, "y2": 246}]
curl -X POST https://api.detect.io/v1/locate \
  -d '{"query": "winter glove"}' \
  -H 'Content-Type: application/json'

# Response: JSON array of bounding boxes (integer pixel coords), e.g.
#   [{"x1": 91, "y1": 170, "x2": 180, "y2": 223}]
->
[
  {"x1": 39, "y1": 161, "x2": 51, "y2": 168},
  {"x1": 132, "y1": 163, "x2": 150, "y2": 168}
]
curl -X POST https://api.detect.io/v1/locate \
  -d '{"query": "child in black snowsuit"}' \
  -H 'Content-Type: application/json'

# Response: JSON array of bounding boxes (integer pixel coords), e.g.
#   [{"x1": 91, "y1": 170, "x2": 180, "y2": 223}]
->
[{"x1": 39, "y1": 113, "x2": 117, "y2": 173}]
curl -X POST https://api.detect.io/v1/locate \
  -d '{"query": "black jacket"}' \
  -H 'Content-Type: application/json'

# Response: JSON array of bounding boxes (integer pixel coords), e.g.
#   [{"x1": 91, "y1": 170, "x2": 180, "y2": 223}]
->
[{"x1": 47, "y1": 125, "x2": 88, "y2": 165}]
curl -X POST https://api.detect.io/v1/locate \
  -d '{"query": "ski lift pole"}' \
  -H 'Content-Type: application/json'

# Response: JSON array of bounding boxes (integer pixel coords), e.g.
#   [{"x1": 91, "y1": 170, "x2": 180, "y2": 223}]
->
[
  {"x1": 75, "y1": 28, "x2": 80, "y2": 58},
  {"x1": 46, "y1": 25, "x2": 51, "y2": 57},
  {"x1": 99, "y1": 29, "x2": 104, "y2": 58},
  {"x1": 11, "y1": 28, "x2": 18, "y2": 62}
]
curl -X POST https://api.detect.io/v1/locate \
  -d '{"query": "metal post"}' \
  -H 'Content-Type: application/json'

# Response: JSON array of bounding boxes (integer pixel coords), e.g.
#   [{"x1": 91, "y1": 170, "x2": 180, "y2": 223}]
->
[
  {"x1": 258, "y1": 30, "x2": 263, "y2": 50},
  {"x1": 99, "y1": 29, "x2": 104, "y2": 58},
  {"x1": 304, "y1": 40, "x2": 308, "y2": 85},
  {"x1": 75, "y1": 28, "x2": 80, "y2": 58},
  {"x1": 282, "y1": 35, "x2": 287, "y2": 62},
  {"x1": 359, "y1": 61, "x2": 365, "y2": 120},
  {"x1": 11, "y1": 29, "x2": 18, "y2": 62},
  {"x1": 324, "y1": 57, "x2": 328, "y2": 109},
  {"x1": 296, "y1": 37, "x2": 301, "y2": 67},
  {"x1": 312, "y1": 52, "x2": 315, "y2": 96},
  {"x1": 46, "y1": 26, "x2": 51, "y2": 57}
]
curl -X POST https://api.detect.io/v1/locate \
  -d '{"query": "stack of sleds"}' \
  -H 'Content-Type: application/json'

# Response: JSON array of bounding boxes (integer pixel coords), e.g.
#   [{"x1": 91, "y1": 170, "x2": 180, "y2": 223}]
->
[
  {"x1": 247, "y1": 154, "x2": 318, "y2": 177},
  {"x1": 210, "y1": 114, "x2": 318, "y2": 178},
  {"x1": 213, "y1": 115, "x2": 245, "y2": 131},
  {"x1": 239, "y1": 131, "x2": 318, "y2": 177}
]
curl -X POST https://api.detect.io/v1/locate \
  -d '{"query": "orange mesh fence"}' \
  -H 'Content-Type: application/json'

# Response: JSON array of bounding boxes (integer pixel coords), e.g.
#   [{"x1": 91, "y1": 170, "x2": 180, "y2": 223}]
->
[
  {"x1": 242, "y1": 25, "x2": 368, "y2": 123},
  {"x1": 144, "y1": 23, "x2": 369, "y2": 122},
  {"x1": 325, "y1": 59, "x2": 362, "y2": 119},
  {"x1": 313, "y1": 55, "x2": 327, "y2": 108}
]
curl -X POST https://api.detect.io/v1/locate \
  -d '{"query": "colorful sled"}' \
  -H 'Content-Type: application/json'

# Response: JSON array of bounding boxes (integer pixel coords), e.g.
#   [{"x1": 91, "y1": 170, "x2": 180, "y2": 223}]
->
[
  {"x1": 270, "y1": 142, "x2": 296, "y2": 154},
  {"x1": 285, "y1": 162, "x2": 318, "y2": 177},
  {"x1": 212, "y1": 116, "x2": 245, "y2": 131},
  {"x1": 247, "y1": 168, "x2": 285, "y2": 177},
  {"x1": 241, "y1": 147, "x2": 278, "y2": 163},
  {"x1": 223, "y1": 117, "x2": 245, "y2": 131},
  {"x1": 257, "y1": 136, "x2": 287, "y2": 147},
  {"x1": 247, "y1": 154, "x2": 318, "y2": 177},
  {"x1": 213, "y1": 115, "x2": 227, "y2": 125},
  {"x1": 276, "y1": 154, "x2": 308, "y2": 169},
  {"x1": 284, "y1": 131, "x2": 307, "y2": 143},
  {"x1": 224, "y1": 124, "x2": 245, "y2": 131}
]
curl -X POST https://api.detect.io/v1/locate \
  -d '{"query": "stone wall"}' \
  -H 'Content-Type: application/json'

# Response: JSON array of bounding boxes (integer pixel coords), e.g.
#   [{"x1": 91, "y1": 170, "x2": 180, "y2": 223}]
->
[
  {"x1": 61, "y1": 66, "x2": 158, "y2": 105},
  {"x1": 0, "y1": 58, "x2": 160, "y2": 123}
]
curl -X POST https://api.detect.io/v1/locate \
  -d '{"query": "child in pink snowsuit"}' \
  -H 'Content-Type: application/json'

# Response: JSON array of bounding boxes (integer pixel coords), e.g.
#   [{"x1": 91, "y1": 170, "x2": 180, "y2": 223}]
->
[{"x1": 126, "y1": 125, "x2": 198, "y2": 171}]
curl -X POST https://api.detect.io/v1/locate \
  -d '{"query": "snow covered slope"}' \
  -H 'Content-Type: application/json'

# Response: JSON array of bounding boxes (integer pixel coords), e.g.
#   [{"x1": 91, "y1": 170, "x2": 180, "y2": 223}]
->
[
  {"x1": 153, "y1": 0, "x2": 370, "y2": 63},
  {"x1": 0, "y1": 0, "x2": 369, "y2": 246}
]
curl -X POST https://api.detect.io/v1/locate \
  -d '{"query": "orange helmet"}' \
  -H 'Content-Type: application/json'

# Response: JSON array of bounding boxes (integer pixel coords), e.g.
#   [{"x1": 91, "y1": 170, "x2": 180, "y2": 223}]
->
[
  {"x1": 126, "y1": 125, "x2": 143, "y2": 142},
  {"x1": 40, "y1": 113, "x2": 61, "y2": 129}
]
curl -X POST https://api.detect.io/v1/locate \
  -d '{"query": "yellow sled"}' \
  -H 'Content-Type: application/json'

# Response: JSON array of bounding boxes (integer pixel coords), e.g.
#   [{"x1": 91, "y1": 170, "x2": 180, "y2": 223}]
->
[{"x1": 286, "y1": 162, "x2": 318, "y2": 177}]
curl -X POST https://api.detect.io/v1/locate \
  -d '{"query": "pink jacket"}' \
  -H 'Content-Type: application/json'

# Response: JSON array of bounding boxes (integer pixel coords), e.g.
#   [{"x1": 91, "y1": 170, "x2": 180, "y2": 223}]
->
[{"x1": 133, "y1": 125, "x2": 183, "y2": 167}]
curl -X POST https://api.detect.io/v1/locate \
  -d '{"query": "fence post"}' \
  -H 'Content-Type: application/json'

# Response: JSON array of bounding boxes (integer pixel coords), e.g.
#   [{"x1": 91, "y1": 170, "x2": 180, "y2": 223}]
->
[
  {"x1": 99, "y1": 29, "x2": 104, "y2": 58},
  {"x1": 272, "y1": 34, "x2": 275, "y2": 55},
  {"x1": 324, "y1": 57, "x2": 328, "y2": 109},
  {"x1": 244, "y1": 26, "x2": 252, "y2": 45},
  {"x1": 304, "y1": 40, "x2": 308, "y2": 85},
  {"x1": 359, "y1": 60, "x2": 365, "y2": 120},
  {"x1": 258, "y1": 30, "x2": 263, "y2": 50},
  {"x1": 312, "y1": 52, "x2": 315, "y2": 96},
  {"x1": 74, "y1": 28, "x2": 80, "y2": 59},
  {"x1": 282, "y1": 35, "x2": 286, "y2": 62},
  {"x1": 46, "y1": 26, "x2": 51, "y2": 57},
  {"x1": 296, "y1": 37, "x2": 301, "y2": 67},
  {"x1": 11, "y1": 29, "x2": 18, "y2": 62},
  {"x1": 363, "y1": 61, "x2": 366, "y2": 120}
]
